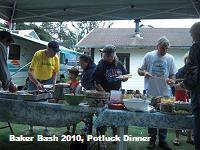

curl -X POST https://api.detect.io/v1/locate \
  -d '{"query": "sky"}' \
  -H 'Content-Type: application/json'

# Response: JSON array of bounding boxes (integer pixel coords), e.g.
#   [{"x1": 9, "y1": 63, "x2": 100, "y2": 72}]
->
[
  {"x1": 1, "y1": 18, "x2": 200, "y2": 29},
  {"x1": 110, "y1": 19, "x2": 200, "y2": 28}
]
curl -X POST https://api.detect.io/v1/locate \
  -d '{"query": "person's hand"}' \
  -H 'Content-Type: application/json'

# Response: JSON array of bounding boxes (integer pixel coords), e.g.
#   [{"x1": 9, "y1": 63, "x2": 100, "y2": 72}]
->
[
  {"x1": 175, "y1": 83, "x2": 184, "y2": 90},
  {"x1": 175, "y1": 82, "x2": 185, "y2": 90},
  {"x1": 9, "y1": 82, "x2": 17, "y2": 93},
  {"x1": 122, "y1": 77, "x2": 129, "y2": 82},
  {"x1": 144, "y1": 71, "x2": 153, "y2": 79},
  {"x1": 36, "y1": 82, "x2": 44, "y2": 90},
  {"x1": 166, "y1": 78, "x2": 175, "y2": 86}
]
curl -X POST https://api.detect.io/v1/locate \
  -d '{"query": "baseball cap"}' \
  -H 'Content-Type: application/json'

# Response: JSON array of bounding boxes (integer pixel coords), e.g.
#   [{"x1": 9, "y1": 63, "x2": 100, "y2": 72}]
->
[
  {"x1": 99, "y1": 44, "x2": 116, "y2": 53},
  {"x1": 68, "y1": 67, "x2": 79, "y2": 76},
  {"x1": 48, "y1": 41, "x2": 60, "y2": 53}
]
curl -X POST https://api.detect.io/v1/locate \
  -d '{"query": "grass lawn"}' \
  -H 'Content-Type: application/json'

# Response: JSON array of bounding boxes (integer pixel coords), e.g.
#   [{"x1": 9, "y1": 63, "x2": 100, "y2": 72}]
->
[{"x1": 0, "y1": 122, "x2": 194, "y2": 150}]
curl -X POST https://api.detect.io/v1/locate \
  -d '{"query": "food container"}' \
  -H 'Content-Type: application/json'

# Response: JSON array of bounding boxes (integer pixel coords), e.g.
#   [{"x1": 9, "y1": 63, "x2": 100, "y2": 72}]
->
[
  {"x1": 64, "y1": 94, "x2": 85, "y2": 105},
  {"x1": 86, "y1": 97, "x2": 108, "y2": 107},
  {"x1": 175, "y1": 89, "x2": 189, "y2": 102},
  {"x1": 108, "y1": 102, "x2": 125, "y2": 110},
  {"x1": 84, "y1": 90, "x2": 110, "y2": 99},
  {"x1": 174, "y1": 101, "x2": 192, "y2": 112},
  {"x1": 123, "y1": 98, "x2": 150, "y2": 111},
  {"x1": 54, "y1": 83, "x2": 70, "y2": 100},
  {"x1": 150, "y1": 96, "x2": 162, "y2": 110},
  {"x1": 0, "y1": 90, "x2": 53, "y2": 101},
  {"x1": 160, "y1": 103, "x2": 175, "y2": 113},
  {"x1": 84, "y1": 90, "x2": 110, "y2": 107}
]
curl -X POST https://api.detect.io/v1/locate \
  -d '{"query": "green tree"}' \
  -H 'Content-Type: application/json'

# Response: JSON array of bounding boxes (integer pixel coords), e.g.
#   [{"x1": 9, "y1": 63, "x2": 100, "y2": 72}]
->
[{"x1": 72, "y1": 21, "x2": 101, "y2": 42}]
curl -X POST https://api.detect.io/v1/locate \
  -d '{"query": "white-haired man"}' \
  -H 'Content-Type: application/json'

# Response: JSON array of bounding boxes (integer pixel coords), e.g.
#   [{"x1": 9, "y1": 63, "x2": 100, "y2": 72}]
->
[{"x1": 138, "y1": 36, "x2": 177, "y2": 150}]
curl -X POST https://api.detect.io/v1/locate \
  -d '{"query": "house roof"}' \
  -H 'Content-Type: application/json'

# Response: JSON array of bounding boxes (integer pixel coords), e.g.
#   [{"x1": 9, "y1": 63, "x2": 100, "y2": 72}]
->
[
  {"x1": 12, "y1": 30, "x2": 40, "y2": 40},
  {"x1": 75, "y1": 28, "x2": 192, "y2": 48}
]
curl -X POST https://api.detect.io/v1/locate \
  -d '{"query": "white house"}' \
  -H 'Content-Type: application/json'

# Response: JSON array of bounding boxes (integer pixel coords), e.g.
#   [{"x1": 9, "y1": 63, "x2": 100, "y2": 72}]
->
[{"x1": 76, "y1": 28, "x2": 192, "y2": 92}]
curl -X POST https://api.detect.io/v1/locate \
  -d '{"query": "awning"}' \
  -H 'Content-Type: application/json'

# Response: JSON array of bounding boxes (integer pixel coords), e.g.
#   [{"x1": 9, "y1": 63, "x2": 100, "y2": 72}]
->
[{"x1": 0, "y1": 0, "x2": 199, "y2": 22}]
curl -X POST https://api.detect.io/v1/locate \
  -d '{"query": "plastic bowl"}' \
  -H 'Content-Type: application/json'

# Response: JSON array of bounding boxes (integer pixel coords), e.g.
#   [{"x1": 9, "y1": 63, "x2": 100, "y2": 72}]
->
[
  {"x1": 64, "y1": 94, "x2": 85, "y2": 105},
  {"x1": 123, "y1": 98, "x2": 150, "y2": 111}
]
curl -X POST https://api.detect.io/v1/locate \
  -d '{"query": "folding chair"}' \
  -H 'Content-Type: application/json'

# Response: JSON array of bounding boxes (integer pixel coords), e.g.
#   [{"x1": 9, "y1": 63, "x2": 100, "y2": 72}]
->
[{"x1": 0, "y1": 122, "x2": 14, "y2": 134}]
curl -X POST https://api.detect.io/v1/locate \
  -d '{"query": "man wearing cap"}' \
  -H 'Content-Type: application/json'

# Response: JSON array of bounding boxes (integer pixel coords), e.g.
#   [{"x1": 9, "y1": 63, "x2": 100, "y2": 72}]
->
[
  {"x1": 28, "y1": 41, "x2": 60, "y2": 91},
  {"x1": 94, "y1": 44, "x2": 129, "y2": 142},
  {"x1": 94, "y1": 44, "x2": 128, "y2": 92},
  {"x1": 0, "y1": 31, "x2": 17, "y2": 93},
  {"x1": 27, "y1": 41, "x2": 60, "y2": 136}
]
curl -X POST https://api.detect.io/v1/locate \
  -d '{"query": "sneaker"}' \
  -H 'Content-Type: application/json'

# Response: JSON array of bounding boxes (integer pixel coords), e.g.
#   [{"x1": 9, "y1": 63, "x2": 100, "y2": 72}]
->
[
  {"x1": 173, "y1": 138, "x2": 180, "y2": 146},
  {"x1": 147, "y1": 140, "x2": 155, "y2": 149},
  {"x1": 43, "y1": 129, "x2": 51, "y2": 137},
  {"x1": 186, "y1": 139, "x2": 194, "y2": 145},
  {"x1": 159, "y1": 142, "x2": 172, "y2": 150}
]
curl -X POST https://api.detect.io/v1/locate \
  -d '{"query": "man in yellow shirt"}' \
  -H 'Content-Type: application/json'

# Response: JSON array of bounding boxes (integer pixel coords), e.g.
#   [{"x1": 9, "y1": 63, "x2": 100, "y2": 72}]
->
[
  {"x1": 28, "y1": 41, "x2": 60, "y2": 90},
  {"x1": 27, "y1": 41, "x2": 60, "y2": 136}
]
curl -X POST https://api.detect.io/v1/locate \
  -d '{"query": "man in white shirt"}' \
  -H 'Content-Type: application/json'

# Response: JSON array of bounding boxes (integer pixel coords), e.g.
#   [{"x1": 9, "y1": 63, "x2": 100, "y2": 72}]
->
[{"x1": 138, "y1": 36, "x2": 177, "y2": 150}]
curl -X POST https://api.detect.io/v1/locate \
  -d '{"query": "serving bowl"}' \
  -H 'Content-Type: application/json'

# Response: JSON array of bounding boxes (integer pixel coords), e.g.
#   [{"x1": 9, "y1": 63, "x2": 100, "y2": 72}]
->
[
  {"x1": 64, "y1": 94, "x2": 85, "y2": 105},
  {"x1": 123, "y1": 98, "x2": 150, "y2": 111}
]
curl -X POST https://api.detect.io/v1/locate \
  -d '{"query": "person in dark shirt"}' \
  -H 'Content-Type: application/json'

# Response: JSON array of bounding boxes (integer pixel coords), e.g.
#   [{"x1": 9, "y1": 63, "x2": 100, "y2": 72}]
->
[
  {"x1": 0, "y1": 31, "x2": 17, "y2": 93},
  {"x1": 79, "y1": 54, "x2": 96, "y2": 134},
  {"x1": 187, "y1": 22, "x2": 200, "y2": 150},
  {"x1": 173, "y1": 51, "x2": 194, "y2": 146},
  {"x1": 94, "y1": 44, "x2": 128, "y2": 92},
  {"x1": 94, "y1": 44, "x2": 129, "y2": 146},
  {"x1": 79, "y1": 54, "x2": 96, "y2": 90}
]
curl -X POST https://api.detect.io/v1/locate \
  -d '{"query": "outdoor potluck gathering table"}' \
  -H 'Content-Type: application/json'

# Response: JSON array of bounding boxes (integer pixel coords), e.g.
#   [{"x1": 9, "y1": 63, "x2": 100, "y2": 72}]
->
[
  {"x1": 0, "y1": 98, "x2": 194, "y2": 150},
  {"x1": 0, "y1": 98, "x2": 102, "y2": 127},
  {"x1": 94, "y1": 109, "x2": 194, "y2": 150}
]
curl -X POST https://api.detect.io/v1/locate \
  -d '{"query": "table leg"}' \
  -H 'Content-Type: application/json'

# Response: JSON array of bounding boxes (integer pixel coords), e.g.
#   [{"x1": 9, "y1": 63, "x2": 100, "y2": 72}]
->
[{"x1": 116, "y1": 126, "x2": 128, "y2": 150}]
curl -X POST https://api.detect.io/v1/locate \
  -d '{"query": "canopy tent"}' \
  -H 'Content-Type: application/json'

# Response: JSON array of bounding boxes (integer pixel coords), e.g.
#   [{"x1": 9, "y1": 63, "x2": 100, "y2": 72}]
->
[{"x1": 0, "y1": 0, "x2": 199, "y2": 23}]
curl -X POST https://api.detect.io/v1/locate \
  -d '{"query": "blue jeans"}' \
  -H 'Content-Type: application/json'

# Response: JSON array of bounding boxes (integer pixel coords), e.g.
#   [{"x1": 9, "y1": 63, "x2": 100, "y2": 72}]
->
[
  {"x1": 28, "y1": 78, "x2": 53, "y2": 91},
  {"x1": 148, "y1": 128, "x2": 167, "y2": 143}
]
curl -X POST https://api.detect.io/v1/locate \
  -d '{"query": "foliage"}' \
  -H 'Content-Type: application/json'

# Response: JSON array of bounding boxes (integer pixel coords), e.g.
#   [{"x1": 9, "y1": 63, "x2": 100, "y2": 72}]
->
[
  {"x1": 41, "y1": 22, "x2": 77, "y2": 49},
  {"x1": 40, "y1": 21, "x2": 103, "y2": 49},
  {"x1": 72, "y1": 21, "x2": 101, "y2": 42},
  {"x1": 1, "y1": 20, "x2": 113, "y2": 49}
]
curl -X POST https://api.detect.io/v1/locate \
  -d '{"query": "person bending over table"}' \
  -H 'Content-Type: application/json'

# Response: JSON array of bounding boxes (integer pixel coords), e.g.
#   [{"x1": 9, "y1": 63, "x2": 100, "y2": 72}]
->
[{"x1": 27, "y1": 41, "x2": 60, "y2": 136}]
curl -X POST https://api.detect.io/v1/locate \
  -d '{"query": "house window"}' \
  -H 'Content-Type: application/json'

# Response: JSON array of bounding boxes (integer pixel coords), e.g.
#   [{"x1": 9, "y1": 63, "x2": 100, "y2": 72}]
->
[{"x1": 117, "y1": 53, "x2": 130, "y2": 73}]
